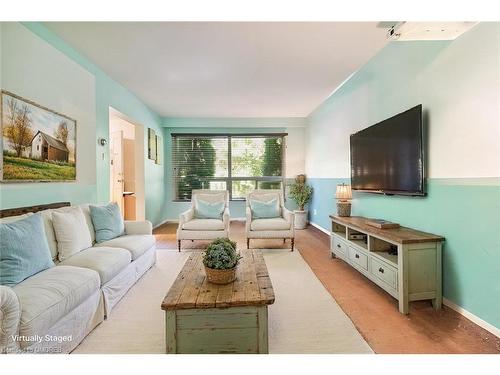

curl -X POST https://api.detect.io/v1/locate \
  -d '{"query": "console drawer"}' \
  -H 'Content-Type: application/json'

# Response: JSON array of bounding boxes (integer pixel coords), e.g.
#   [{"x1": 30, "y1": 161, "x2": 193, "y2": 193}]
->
[
  {"x1": 370, "y1": 257, "x2": 398, "y2": 290},
  {"x1": 331, "y1": 236, "x2": 348, "y2": 257},
  {"x1": 348, "y1": 246, "x2": 368, "y2": 271}
]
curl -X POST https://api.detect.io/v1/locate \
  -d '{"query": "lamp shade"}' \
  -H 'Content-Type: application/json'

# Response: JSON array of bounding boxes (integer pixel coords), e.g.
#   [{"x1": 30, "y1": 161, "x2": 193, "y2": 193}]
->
[{"x1": 335, "y1": 184, "x2": 352, "y2": 200}]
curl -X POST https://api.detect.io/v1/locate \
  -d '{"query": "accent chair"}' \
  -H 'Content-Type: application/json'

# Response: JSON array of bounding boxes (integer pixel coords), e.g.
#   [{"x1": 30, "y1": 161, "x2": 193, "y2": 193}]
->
[
  {"x1": 176, "y1": 189, "x2": 230, "y2": 251},
  {"x1": 245, "y1": 189, "x2": 295, "y2": 251}
]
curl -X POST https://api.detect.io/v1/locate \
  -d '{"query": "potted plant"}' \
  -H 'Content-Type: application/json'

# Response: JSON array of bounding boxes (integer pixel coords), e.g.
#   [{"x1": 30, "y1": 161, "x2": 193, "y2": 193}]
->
[
  {"x1": 203, "y1": 238, "x2": 242, "y2": 284},
  {"x1": 288, "y1": 174, "x2": 313, "y2": 230}
]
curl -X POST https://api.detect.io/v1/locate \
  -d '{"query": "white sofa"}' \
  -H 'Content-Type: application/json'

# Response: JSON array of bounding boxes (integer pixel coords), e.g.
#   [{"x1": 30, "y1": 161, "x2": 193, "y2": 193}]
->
[
  {"x1": 0, "y1": 203, "x2": 156, "y2": 354},
  {"x1": 246, "y1": 190, "x2": 295, "y2": 251},
  {"x1": 176, "y1": 190, "x2": 230, "y2": 251}
]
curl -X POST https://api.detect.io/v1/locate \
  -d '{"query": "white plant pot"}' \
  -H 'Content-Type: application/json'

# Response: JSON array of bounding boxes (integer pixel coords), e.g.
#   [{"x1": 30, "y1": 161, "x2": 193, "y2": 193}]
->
[{"x1": 294, "y1": 210, "x2": 308, "y2": 230}]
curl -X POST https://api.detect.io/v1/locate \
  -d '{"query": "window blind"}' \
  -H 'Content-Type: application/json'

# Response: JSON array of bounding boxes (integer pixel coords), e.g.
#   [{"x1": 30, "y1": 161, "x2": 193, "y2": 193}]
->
[{"x1": 171, "y1": 133, "x2": 286, "y2": 201}]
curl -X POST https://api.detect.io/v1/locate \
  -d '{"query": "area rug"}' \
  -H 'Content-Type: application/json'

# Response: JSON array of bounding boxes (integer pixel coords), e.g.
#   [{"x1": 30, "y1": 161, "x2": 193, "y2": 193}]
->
[{"x1": 73, "y1": 249, "x2": 372, "y2": 354}]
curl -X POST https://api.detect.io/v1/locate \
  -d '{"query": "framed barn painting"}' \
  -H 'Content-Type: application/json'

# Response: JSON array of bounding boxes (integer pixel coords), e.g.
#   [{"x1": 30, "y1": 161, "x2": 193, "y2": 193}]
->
[{"x1": 1, "y1": 90, "x2": 77, "y2": 182}]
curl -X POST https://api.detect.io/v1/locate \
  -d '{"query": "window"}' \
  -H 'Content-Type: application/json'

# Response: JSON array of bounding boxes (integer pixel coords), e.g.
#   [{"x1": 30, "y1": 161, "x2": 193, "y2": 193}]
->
[{"x1": 172, "y1": 133, "x2": 286, "y2": 201}]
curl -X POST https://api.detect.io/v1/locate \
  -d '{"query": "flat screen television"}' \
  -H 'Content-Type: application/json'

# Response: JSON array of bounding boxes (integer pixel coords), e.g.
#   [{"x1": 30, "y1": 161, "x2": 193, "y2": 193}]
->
[{"x1": 350, "y1": 105, "x2": 425, "y2": 196}]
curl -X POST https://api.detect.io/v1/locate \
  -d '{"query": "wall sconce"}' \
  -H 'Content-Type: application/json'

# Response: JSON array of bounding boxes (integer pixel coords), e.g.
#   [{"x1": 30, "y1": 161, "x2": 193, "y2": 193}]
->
[{"x1": 98, "y1": 138, "x2": 108, "y2": 146}]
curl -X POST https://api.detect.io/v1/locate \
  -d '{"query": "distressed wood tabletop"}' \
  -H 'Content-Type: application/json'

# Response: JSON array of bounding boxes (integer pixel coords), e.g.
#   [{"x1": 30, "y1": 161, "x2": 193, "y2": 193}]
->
[{"x1": 161, "y1": 248, "x2": 275, "y2": 310}]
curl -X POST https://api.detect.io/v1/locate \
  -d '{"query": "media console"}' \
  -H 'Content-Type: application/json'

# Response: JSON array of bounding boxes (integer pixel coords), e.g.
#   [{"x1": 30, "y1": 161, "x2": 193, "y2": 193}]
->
[{"x1": 329, "y1": 215, "x2": 444, "y2": 314}]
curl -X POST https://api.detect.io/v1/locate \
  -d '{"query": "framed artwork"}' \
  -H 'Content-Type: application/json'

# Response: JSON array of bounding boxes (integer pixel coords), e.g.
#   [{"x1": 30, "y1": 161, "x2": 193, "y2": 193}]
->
[
  {"x1": 155, "y1": 135, "x2": 162, "y2": 165},
  {"x1": 148, "y1": 128, "x2": 156, "y2": 160},
  {"x1": 1, "y1": 90, "x2": 77, "y2": 182}
]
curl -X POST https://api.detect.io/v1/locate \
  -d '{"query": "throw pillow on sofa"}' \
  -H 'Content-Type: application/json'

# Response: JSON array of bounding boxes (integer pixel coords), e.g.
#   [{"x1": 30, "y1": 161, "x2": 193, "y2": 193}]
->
[
  {"x1": 90, "y1": 202, "x2": 124, "y2": 243},
  {"x1": 52, "y1": 206, "x2": 93, "y2": 261},
  {"x1": 0, "y1": 214, "x2": 54, "y2": 285},
  {"x1": 249, "y1": 197, "x2": 280, "y2": 219}
]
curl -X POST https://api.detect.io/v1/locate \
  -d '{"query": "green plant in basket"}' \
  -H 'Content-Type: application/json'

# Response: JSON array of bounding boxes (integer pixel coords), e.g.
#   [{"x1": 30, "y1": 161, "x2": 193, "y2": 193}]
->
[{"x1": 203, "y1": 238, "x2": 241, "y2": 270}]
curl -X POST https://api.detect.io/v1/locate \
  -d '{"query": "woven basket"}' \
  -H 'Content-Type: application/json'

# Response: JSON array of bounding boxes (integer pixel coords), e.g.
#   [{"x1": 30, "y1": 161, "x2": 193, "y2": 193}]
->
[{"x1": 204, "y1": 266, "x2": 237, "y2": 285}]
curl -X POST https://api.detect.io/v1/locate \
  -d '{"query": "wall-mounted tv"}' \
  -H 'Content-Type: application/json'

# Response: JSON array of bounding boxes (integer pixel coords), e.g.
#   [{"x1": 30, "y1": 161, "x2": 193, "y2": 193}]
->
[{"x1": 350, "y1": 105, "x2": 425, "y2": 196}]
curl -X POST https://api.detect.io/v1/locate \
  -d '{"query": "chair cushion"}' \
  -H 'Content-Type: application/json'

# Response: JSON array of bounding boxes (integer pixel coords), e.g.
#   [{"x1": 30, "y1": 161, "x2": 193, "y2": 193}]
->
[
  {"x1": 90, "y1": 202, "x2": 125, "y2": 243},
  {"x1": 13, "y1": 265, "x2": 99, "y2": 344},
  {"x1": 249, "y1": 197, "x2": 280, "y2": 219},
  {"x1": 95, "y1": 235, "x2": 155, "y2": 260},
  {"x1": 59, "y1": 247, "x2": 131, "y2": 285},
  {"x1": 250, "y1": 217, "x2": 291, "y2": 231},
  {"x1": 182, "y1": 219, "x2": 225, "y2": 231},
  {"x1": 52, "y1": 206, "x2": 93, "y2": 261},
  {"x1": 0, "y1": 214, "x2": 54, "y2": 286}
]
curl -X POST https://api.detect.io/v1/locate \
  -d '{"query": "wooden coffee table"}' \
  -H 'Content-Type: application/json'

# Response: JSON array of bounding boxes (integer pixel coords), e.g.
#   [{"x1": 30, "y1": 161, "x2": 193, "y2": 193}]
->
[{"x1": 161, "y1": 249, "x2": 275, "y2": 354}]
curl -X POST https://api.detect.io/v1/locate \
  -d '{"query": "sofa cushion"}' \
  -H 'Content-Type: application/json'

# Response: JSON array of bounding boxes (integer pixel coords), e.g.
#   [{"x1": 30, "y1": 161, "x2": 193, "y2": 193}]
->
[
  {"x1": 59, "y1": 247, "x2": 131, "y2": 285},
  {"x1": 0, "y1": 214, "x2": 54, "y2": 286},
  {"x1": 95, "y1": 235, "x2": 155, "y2": 260},
  {"x1": 52, "y1": 207, "x2": 93, "y2": 261},
  {"x1": 182, "y1": 219, "x2": 225, "y2": 231},
  {"x1": 12, "y1": 265, "x2": 99, "y2": 345},
  {"x1": 39, "y1": 209, "x2": 58, "y2": 259},
  {"x1": 250, "y1": 217, "x2": 291, "y2": 231},
  {"x1": 90, "y1": 202, "x2": 125, "y2": 243},
  {"x1": 0, "y1": 213, "x2": 33, "y2": 224}
]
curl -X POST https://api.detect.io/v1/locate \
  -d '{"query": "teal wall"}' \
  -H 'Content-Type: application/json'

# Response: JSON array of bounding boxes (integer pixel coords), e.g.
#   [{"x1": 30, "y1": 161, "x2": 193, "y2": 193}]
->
[
  {"x1": 306, "y1": 23, "x2": 500, "y2": 329},
  {"x1": 0, "y1": 23, "x2": 166, "y2": 225}
]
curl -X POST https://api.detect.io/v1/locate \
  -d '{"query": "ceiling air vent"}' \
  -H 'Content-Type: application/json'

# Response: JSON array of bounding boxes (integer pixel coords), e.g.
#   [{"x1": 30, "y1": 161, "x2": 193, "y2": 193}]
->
[{"x1": 387, "y1": 22, "x2": 478, "y2": 41}]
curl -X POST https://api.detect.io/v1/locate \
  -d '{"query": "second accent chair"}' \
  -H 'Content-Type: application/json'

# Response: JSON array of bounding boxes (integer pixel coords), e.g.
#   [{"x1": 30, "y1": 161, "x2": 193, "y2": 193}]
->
[
  {"x1": 246, "y1": 189, "x2": 295, "y2": 251},
  {"x1": 177, "y1": 190, "x2": 230, "y2": 251}
]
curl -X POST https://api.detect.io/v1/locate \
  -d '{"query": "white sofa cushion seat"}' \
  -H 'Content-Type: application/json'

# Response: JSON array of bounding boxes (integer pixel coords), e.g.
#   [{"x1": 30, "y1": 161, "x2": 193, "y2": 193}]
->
[
  {"x1": 250, "y1": 217, "x2": 291, "y2": 231},
  {"x1": 59, "y1": 247, "x2": 131, "y2": 285},
  {"x1": 12, "y1": 265, "x2": 100, "y2": 346},
  {"x1": 182, "y1": 218, "x2": 225, "y2": 231},
  {"x1": 94, "y1": 235, "x2": 155, "y2": 260}
]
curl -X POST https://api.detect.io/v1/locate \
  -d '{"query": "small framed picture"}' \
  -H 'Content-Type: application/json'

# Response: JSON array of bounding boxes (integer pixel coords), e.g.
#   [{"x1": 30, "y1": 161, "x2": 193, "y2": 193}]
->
[
  {"x1": 148, "y1": 128, "x2": 156, "y2": 160},
  {"x1": 155, "y1": 135, "x2": 162, "y2": 165}
]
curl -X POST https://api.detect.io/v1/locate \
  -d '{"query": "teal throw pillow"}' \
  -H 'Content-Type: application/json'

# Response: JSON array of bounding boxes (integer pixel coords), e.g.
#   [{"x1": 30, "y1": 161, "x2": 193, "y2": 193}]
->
[
  {"x1": 0, "y1": 214, "x2": 54, "y2": 285},
  {"x1": 195, "y1": 199, "x2": 225, "y2": 219},
  {"x1": 250, "y1": 198, "x2": 280, "y2": 219},
  {"x1": 90, "y1": 202, "x2": 124, "y2": 243}
]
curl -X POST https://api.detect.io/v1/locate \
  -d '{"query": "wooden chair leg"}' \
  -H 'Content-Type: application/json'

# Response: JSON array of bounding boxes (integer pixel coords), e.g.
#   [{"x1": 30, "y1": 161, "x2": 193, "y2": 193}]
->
[
  {"x1": 291, "y1": 238, "x2": 295, "y2": 252},
  {"x1": 178, "y1": 240, "x2": 181, "y2": 252},
  {"x1": 247, "y1": 238, "x2": 250, "y2": 249}
]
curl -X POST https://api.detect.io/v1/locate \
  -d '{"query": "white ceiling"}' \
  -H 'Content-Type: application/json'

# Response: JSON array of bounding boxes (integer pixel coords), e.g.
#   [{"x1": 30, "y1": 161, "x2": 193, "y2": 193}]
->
[{"x1": 44, "y1": 22, "x2": 389, "y2": 118}]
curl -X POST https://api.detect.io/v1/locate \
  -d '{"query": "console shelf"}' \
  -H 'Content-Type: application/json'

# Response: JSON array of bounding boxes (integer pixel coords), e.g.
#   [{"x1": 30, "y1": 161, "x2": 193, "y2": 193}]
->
[{"x1": 329, "y1": 215, "x2": 444, "y2": 314}]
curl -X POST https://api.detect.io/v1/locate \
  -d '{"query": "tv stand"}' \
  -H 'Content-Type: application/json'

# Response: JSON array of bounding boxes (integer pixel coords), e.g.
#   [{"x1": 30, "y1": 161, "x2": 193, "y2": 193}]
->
[{"x1": 329, "y1": 215, "x2": 444, "y2": 314}]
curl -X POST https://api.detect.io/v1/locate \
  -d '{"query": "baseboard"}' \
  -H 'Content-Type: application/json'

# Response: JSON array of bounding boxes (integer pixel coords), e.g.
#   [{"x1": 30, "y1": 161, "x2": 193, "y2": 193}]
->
[
  {"x1": 153, "y1": 218, "x2": 175, "y2": 228},
  {"x1": 309, "y1": 221, "x2": 330, "y2": 235},
  {"x1": 443, "y1": 298, "x2": 500, "y2": 338}
]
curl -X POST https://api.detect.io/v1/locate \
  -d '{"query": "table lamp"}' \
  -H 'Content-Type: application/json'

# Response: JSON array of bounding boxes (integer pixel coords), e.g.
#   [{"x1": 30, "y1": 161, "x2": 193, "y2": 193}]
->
[{"x1": 336, "y1": 183, "x2": 352, "y2": 217}]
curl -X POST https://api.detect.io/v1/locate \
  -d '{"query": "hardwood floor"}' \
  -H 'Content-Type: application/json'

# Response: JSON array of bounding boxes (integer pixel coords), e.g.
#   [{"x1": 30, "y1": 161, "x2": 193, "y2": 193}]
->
[{"x1": 154, "y1": 221, "x2": 500, "y2": 354}]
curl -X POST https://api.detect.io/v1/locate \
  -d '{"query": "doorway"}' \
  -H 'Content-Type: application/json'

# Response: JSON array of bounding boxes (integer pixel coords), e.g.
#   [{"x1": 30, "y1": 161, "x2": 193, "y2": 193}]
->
[{"x1": 109, "y1": 108, "x2": 146, "y2": 221}]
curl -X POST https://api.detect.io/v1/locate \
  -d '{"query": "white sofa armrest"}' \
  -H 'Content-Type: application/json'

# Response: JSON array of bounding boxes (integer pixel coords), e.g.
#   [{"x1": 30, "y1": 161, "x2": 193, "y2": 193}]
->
[
  {"x1": 124, "y1": 220, "x2": 153, "y2": 235},
  {"x1": 245, "y1": 206, "x2": 253, "y2": 232},
  {"x1": 0, "y1": 286, "x2": 20, "y2": 353},
  {"x1": 179, "y1": 208, "x2": 195, "y2": 226},
  {"x1": 282, "y1": 206, "x2": 295, "y2": 229},
  {"x1": 223, "y1": 207, "x2": 230, "y2": 230}
]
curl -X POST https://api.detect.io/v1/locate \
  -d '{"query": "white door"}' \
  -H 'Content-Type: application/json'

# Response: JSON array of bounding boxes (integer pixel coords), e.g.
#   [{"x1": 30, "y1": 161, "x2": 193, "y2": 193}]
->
[{"x1": 111, "y1": 130, "x2": 124, "y2": 216}]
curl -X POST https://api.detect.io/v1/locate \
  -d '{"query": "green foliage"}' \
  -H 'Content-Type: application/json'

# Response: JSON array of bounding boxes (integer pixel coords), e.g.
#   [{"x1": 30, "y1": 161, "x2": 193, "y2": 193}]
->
[
  {"x1": 3, "y1": 156, "x2": 76, "y2": 181},
  {"x1": 175, "y1": 138, "x2": 216, "y2": 200},
  {"x1": 260, "y1": 137, "x2": 283, "y2": 189},
  {"x1": 288, "y1": 176, "x2": 313, "y2": 211},
  {"x1": 203, "y1": 238, "x2": 241, "y2": 270}
]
